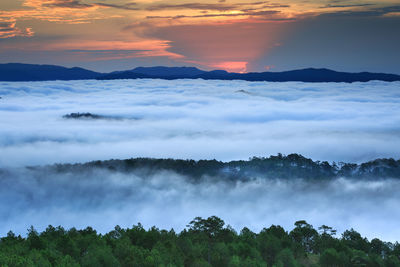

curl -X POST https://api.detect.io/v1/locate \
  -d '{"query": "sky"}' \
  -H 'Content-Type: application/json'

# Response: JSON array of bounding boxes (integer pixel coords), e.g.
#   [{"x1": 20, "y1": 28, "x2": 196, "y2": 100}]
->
[{"x1": 0, "y1": 0, "x2": 399, "y2": 73}]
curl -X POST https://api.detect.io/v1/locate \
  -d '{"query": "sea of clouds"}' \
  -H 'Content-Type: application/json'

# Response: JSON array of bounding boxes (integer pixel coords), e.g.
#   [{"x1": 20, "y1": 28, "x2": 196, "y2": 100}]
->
[
  {"x1": 1, "y1": 79, "x2": 400, "y2": 240},
  {"x1": 0, "y1": 79, "x2": 399, "y2": 166}
]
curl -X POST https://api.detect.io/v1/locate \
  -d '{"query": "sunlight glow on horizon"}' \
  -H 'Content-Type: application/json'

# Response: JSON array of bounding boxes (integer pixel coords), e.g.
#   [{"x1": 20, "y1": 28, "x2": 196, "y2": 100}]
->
[{"x1": 213, "y1": 61, "x2": 248, "y2": 73}]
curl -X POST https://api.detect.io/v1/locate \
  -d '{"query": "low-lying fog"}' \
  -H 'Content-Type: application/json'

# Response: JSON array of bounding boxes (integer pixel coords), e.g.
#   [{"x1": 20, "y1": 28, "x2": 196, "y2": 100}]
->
[
  {"x1": 1, "y1": 79, "x2": 400, "y2": 241},
  {"x1": 1, "y1": 167, "x2": 400, "y2": 242},
  {"x1": 0, "y1": 79, "x2": 400, "y2": 166}
]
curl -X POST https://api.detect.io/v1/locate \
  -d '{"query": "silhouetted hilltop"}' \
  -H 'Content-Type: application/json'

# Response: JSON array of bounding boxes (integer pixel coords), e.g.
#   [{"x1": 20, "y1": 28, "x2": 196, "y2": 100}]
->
[
  {"x1": 97, "y1": 72, "x2": 151, "y2": 80},
  {"x1": 131, "y1": 66, "x2": 206, "y2": 77},
  {"x1": 62, "y1": 112, "x2": 137, "y2": 120},
  {"x1": 99, "y1": 67, "x2": 400, "y2": 83},
  {"x1": 239, "y1": 68, "x2": 400, "y2": 82},
  {"x1": 1, "y1": 63, "x2": 400, "y2": 82},
  {"x1": 0, "y1": 63, "x2": 102, "y2": 81},
  {"x1": 99, "y1": 66, "x2": 206, "y2": 80},
  {"x1": 63, "y1": 113, "x2": 104, "y2": 120}
]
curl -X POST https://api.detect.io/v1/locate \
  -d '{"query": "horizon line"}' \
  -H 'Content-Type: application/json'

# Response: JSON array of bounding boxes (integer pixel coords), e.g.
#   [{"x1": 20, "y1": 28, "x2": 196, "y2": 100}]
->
[{"x1": 2, "y1": 62, "x2": 400, "y2": 76}]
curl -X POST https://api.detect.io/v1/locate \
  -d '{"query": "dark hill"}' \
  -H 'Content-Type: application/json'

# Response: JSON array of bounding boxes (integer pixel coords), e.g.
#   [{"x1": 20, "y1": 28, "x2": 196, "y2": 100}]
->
[
  {"x1": 99, "y1": 67, "x2": 400, "y2": 83},
  {"x1": 0, "y1": 63, "x2": 102, "y2": 81},
  {"x1": 196, "y1": 68, "x2": 400, "y2": 82},
  {"x1": 131, "y1": 66, "x2": 206, "y2": 77},
  {"x1": 239, "y1": 68, "x2": 400, "y2": 82},
  {"x1": 1, "y1": 63, "x2": 400, "y2": 82},
  {"x1": 45, "y1": 154, "x2": 400, "y2": 180},
  {"x1": 96, "y1": 72, "x2": 151, "y2": 80}
]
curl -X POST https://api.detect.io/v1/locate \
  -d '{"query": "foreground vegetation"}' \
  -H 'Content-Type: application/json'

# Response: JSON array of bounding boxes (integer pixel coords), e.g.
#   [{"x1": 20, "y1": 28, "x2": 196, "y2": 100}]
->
[{"x1": 1, "y1": 216, "x2": 399, "y2": 267}]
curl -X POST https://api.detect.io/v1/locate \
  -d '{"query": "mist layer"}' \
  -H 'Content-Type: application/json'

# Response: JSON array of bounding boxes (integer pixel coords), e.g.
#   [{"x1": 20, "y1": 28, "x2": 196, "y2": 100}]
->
[
  {"x1": 1, "y1": 79, "x2": 400, "y2": 167},
  {"x1": 1, "y1": 166, "x2": 400, "y2": 242}
]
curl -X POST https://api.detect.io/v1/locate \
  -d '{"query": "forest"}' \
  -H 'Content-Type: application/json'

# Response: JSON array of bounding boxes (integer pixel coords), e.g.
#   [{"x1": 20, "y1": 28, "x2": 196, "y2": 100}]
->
[
  {"x1": 2, "y1": 154, "x2": 400, "y2": 266},
  {"x1": 1, "y1": 216, "x2": 400, "y2": 267},
  {"x1": 44, "y1": 153, "x2": 400, "y2": 181}
]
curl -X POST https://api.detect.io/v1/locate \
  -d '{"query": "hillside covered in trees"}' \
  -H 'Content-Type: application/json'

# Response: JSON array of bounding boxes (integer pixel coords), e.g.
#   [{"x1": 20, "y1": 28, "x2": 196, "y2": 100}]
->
[
  {"x1": 43, "y1": 154, "x2": 400, "y2": 181},
  {"x1": 1, "y1": 216, "x2": 399, "y2": 267},
  {"x1": 2, "y1": 155, "x2": 400, "y2": 266}
]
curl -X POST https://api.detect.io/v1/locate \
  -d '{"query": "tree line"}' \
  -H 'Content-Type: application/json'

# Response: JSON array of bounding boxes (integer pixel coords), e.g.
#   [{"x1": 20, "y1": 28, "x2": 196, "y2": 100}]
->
[
  {"x1": 1, "y1": 216, "x2": 399, "y2": 266},
  {"x1": 46, "y1": 153, "x2": 400, "y2": 180}
]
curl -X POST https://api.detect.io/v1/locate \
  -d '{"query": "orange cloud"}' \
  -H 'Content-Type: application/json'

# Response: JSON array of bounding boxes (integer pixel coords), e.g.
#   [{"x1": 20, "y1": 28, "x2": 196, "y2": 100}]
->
[
  {"x1": 64, "y1": 48, "x2": 184, "y2": 62},
  {"x1": 22, "y1": 0, "x2": 95, "y2": 9},
  {"x1": 0, "y1": 38, "x2": 184, "y2": 62},
  {"x1": 0, "y1": 20, "x2": 34, "y2": 38},
  {"x1": 65, "y1": 50, "x2": 183, "y2": 61},
  {"x1": 0, "y1": 0, "x2": 113, "y2": 28},
  {"x1": 383, "y1": 12, "x2": 400, "y2": 17}
]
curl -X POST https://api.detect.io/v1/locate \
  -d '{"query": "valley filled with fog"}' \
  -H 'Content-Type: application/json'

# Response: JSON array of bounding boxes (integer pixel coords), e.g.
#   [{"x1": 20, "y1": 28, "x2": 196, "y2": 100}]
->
[
  {"x1": 1, "y1": 79, "x2": 399, "y2": 166},
  {"x1": 1, "y1": 79, "x2": 400, "y2": 241},
  {"x1": 1, "y1": 165, "x2": 400, "y2": 242}
]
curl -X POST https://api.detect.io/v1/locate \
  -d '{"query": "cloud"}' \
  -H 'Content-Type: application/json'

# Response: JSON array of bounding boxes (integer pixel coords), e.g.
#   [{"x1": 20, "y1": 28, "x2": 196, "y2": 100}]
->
[
  {"x1": 21, "y1": 0, "x2": 139, "y2": 11},
  {"x1": 22, "y1": 0, "x2": 97, "y2": 10},
  {"x1": 0, "y1": 79, "x2": 400, "y2": 168},
  {"x1": 63, "y1": 47, "x2": 184, "y2": 61},
  {"x1": 320, "y1": 3, "x2": 375, "y2": 8},
  {"x1": 318, "y1": 5, "x2": 400, "y2": 17},
  {"x1": 1, "y1": 166, "x2": 400, "y2": 242},
  {"x1": 43, "y1": 0, "x2": 94, "y2": 9},
  {"x1": 0, "y1": 39, "x2": 185, "y2": 63},
  {"x1": 0, "y1": 20, "x2": 34, "y2": 38},
  {"x1": 145, "y1": 3, "x2": 239, "y2": 12},
  {"x1": 0, "y1": 0, "x2": 398, "y2": 75},
  {"x1": 94, "y1": 2, "x2": 139, "y2": 11},
  {"x1": 0, "y1": 79, "x2": 400, "y2": 242},
  {"x1": 145, "y1": 1, "x2": 274, "y2": 12},
  {"x1": 0, "y1": 0, "x2": 113, "y2": 29},
  {"x1": 146, "y1": 10, "x2": 281, "y2": 19}
]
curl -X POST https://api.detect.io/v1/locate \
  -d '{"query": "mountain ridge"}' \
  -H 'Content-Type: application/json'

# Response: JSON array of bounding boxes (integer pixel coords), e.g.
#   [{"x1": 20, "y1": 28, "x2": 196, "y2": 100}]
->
[
  {"x1": 28, "y1": 153, "x2": 400, "y2": 180},
  {"x1": 0, "y1": 63, "x2": 102, "y2": 81},
  {"x1": 1, "y1": 63, "x2": 399, "y2": 83}
]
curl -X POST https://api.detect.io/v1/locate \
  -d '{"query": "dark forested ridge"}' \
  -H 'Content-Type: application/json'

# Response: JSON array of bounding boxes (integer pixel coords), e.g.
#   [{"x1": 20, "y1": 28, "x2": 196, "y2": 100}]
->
[
  {"x1": 44, "y1": 154, "x2": 400, "y2": 180},
  {"x1": 1, "y1": 216, "x2": 400, "y2": 267},
  {"x1": 0, "y1": 63, "x2": 102, "y2": 81},
  {"x1": 2, "y1": 155, "x2": 399, "y2": 267},
  {"x1": 1, "y1": 63, "x2": 400, "y2": 82}
]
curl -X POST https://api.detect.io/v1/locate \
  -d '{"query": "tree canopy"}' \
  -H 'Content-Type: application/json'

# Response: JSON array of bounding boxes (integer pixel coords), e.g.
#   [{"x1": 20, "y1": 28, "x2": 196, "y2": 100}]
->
[{"x1": 1, "y1": 217, "x2": 399, "y2": 267}]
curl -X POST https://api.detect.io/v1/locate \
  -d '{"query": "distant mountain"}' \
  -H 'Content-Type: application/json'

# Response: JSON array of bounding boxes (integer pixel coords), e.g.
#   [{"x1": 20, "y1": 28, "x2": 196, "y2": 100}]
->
[
  {"x1": 236, "y1": 68, "x2": 400, "y2": 83},
  {"x1": 97, "y1": 72, "x2": 151, "y2": 80},
  {"x1": 0, "y1": 63, "x2": 102, "y2": 81},
  {"x1": 98, "y1": 66, "x2": 206, "y2": 80},
  {"x1": 1, "y1": 63, "x2": 400, "y2": 82},
  {"x1": 100, "y1": 67, "x2": 400, "y2": 83},
  {"x1": 194, "y1": 68, "x2": 400, "y2": 82},
  {"x1": 131, "y1": 66, "x2": 206, "y2": 77}
]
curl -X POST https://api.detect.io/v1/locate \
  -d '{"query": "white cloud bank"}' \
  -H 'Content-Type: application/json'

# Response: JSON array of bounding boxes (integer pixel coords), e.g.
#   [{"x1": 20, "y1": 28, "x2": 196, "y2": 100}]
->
[
  {"x1": 0, "y1": 79, "x2": 400, "y2": 241},
  {"x1": 1, "y1": 168, "x2": 400, "y2": 242},
  {"x1": 0, "y1": 79, "x2": 399, "y2": 166}
]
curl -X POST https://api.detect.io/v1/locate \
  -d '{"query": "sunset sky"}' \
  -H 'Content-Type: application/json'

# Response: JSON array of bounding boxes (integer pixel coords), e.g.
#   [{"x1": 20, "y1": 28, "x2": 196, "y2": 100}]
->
[{"x1": 0, "y1": 0, "x2": 399, "y2": 73}]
